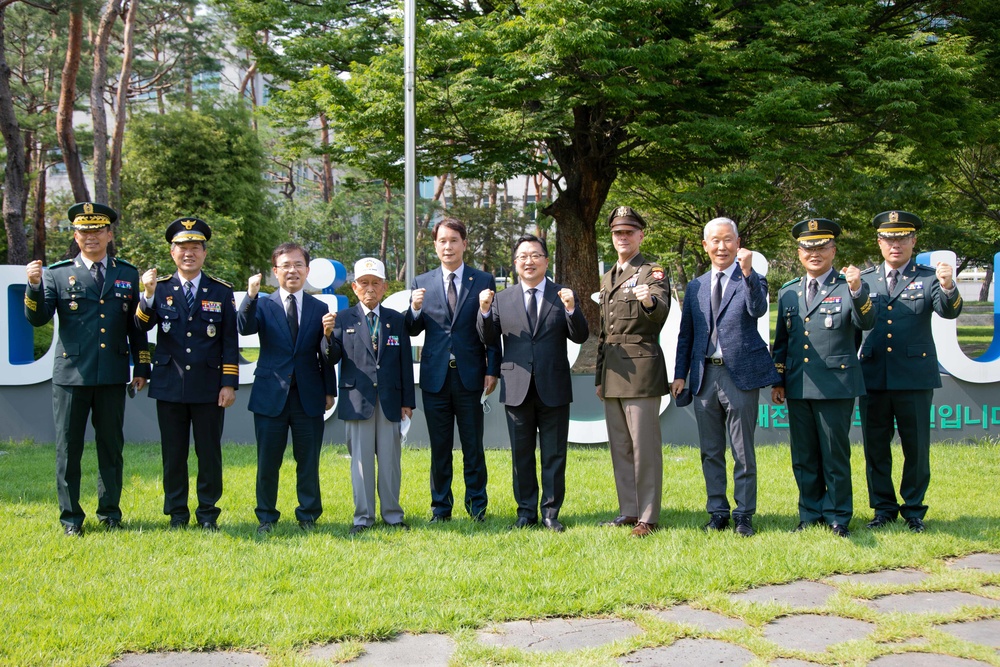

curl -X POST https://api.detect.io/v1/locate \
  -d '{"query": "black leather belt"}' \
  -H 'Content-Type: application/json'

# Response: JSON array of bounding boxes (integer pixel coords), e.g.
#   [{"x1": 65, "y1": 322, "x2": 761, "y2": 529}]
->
[{"x1": 706, "y1": 357, "x2": 724, "y2": 366}]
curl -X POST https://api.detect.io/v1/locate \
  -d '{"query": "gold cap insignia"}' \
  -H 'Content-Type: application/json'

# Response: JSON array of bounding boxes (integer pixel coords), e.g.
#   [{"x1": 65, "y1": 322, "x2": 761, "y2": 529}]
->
[
  {"x1": 614, "y1": 206, "x2": 630, "y2": 218},
  {"x1": 808, "y1": 220, "x2": 818, "y2": 231},
  {"x1": 181, "y1": 219, "x2": 196, "y2": 230},
  {"x1": 889, "y1": 211, "x2": 899, "y2": 223},
  {"x1": 83, "y1": 203, "x2": 94, "y2": 214}
]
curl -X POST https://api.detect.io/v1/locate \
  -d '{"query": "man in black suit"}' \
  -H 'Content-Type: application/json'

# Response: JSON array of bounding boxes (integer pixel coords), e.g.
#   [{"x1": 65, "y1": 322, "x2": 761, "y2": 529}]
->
[
  {"x1": 477, "y1": 235, "x2": 589, "y2": 532},
  {"x1": 136, "y1": 217, "x2": 239, "y2": 531},
  {"x1": 404, "y1": 218, "x2": 501, "y2": 522},
  {"x1": 25, "y1": 202, "x2": 150, "y2": 536},
  {"x1": 238, "y1": 243, "x2": 336, "y2": 534}
]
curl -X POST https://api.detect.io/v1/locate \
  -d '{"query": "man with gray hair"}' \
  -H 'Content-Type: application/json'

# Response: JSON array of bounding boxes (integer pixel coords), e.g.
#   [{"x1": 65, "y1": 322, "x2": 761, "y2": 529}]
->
[{"x1": 671, "y1": 217, "x2": 779, "y2": 537}]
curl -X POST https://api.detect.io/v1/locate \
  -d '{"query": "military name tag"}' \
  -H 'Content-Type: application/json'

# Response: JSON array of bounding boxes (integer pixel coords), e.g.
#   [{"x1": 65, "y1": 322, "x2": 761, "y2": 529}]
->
[
  {"x1": 162, "y1": 320, "x2": 171, "y2": 333},
  {"x1": 207, "y1": 324, "x2": 216, "y2": 337}
]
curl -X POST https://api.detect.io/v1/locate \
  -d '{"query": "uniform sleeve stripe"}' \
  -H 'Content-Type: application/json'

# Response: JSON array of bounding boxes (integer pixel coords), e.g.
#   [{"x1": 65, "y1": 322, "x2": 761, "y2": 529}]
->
[{"x1": 136, "y1": 309, "x2": 150, "y2": 322}]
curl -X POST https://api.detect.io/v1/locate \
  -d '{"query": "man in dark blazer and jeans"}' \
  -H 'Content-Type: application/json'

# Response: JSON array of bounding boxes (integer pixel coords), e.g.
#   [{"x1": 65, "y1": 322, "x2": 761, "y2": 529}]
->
[
  {"x1": 238, "y1": 242, "x2": 336, "y2": 534},
  {"x1": 405, "y1": 218, "x2": 501, "y2": 523},
  {"x1": 477, "y1": 234, "x2": 589, "y2": 532},
  {"x1": 672, "y1": 217, "x2": 780, "y2": 537}
]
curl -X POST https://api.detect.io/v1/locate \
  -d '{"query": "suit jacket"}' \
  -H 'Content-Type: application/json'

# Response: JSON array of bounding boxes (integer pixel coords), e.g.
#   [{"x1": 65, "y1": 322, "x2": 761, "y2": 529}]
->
[
  {"x1": 772, "y1": 273, "x2": 876, "y2": 400},
  {"x1": 595, "y1": 252, "x2": 670, "y2": 398},
  {"x1": 404, "y1": 264, "x2": 501, "y2": 393},
  {"x1": 859, "y1": 261, "x2": 962, "y2": 391},
  {"x1": 237, "y1": 290, "x2": 336, "y2": 418},
  {"x1": 477, "y1": 279, "x2": 589, "y2": 407},
  {"x1": 136, "y1": 272, "x2": 239, "y2": 403},
  {"x1": 674, "y1": 268, "x2": 779, "y2": 395},
  {"x1": 326, "y1": 304, "x2": 415, "y2": 422},
  {"x1": 24, "y1": 255, "x2": 150, "y2": 385}
]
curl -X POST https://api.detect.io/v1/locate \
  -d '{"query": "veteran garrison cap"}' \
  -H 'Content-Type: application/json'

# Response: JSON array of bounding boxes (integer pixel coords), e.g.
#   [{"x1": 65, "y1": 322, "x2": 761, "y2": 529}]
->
[
  {"x1": 607, "y1": 205, "x2": 647, "y2": 231},
  {"x1": 165, "y1": 217, "x2": 212, "y2": 244},
  {"x1": 873, "y1": 210, "x2": 922, "y2": 238},
  {"x1": 792, "y1": 218, "x2": 841, "y2": 249},
  {"x1": 68, "y1": 202, "x2": 117, "y2": 230}
]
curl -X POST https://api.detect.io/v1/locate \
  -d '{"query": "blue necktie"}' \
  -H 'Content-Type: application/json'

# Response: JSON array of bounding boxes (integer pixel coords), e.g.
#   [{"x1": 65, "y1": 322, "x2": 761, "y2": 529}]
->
[{"x1": 185, "y1": 281, "x2": 195, "y2": 311}]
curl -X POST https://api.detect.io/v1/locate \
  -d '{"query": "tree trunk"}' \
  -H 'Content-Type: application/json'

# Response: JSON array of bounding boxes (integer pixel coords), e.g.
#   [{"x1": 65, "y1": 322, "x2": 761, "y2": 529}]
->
[
  {"x1": 980, "y1": 264, "x2": 993, "y2": 303},
  {"x1": 0, "y1": 6, "x2": 30, "y2": 265},
  {"x1": 380, "y1": 181, "x2": 391, "y2": 263},
  {"x1": 33, "y1": 161, "x2": 47, "y2": 261},
  {"x1": 110, "y1": 0, "x2": 138, "y2": 210},
  {"x1": 90, "y1": 0, "x2": 120, "y2": 205},
  {"x1": 319, "y1": 112, "x2": 333, "y2": 203},
  {"x1": 57, "y1": 0, "x2": 90, "y2": 203}
]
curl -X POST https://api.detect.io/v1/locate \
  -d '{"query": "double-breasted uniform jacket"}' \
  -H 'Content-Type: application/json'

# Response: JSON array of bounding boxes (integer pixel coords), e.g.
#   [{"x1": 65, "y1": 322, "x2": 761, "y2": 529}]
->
[
  {"x1": 477, "y1": 279, "x2": 590, "y2": 408},
  {"x1": 773, "y1": 273, "x2": 875, "y2": 399},
  {"x1": 135, "y1": 273, "x2": 239, "y2": 403},
  {"x1": 327, "y1": 304, "x2": 416, "y2": 422},
  {"x1": 25, "y1": 255, "x2": 150, "y2": 385},
  {"x1": 596, "y1": 253, "x2": 670, "y2": 398},
  {"x1": 858, "y1": 261, "x2": 962, "y2": 391}
]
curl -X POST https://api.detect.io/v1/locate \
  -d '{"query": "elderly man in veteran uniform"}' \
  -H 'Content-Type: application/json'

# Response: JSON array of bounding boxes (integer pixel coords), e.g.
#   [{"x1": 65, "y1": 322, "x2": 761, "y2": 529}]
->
[
  {"x1": 772, "y1": 218, "x2": 875, "y2": 538},
  {"x1": 859, "y1": 210, "x2": 961, "y2": 534},
  {"x1": 135, "y1": 217, "x2": 239, "y2": 531},
  {"x1": 596, "y1": 205, "x2": 670, "y2": 538},
  {"x1": 24, "y1": 202, "x2": 150, "y2": 536}
]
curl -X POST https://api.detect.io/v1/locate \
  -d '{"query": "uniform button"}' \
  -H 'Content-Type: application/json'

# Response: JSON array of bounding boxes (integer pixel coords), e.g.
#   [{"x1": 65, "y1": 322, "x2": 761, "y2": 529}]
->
[
  {"x1": 188, "y1": 317, "x2": 193, "y2": 322},
  {"x1": 185, "y1": 365, "x2": 191, "y2": 371},
  {"x1": 888, "y1": 305, "x2": 893, "y2": 311},
  {"x1": 376, "y1": 365, "x2": 380, "y2": 370},
  {"x1": 887, "y1": 347, "x2": 893, "y2": 352},
  {"x1": 804, "y1": 331, "x2": 809, "y2": 336},
  {"x1": 804, "y1": 357, "x2": 809, "y2": 363},
  {"x1": 100, "y1": 343, "x2": 106, "y2": 349},
  {"x1": 887, "y1": 320, "x2": 892, "y2": 324},
  {"x1": 922, "y1": 352, "x2": 927, "y2": 357},
  {"x1": 100, "y1": 314, "x2": 105, "y2": 319},
  {"x1": 99, "y1": 299, "x2": 105, "y2": 304},
  {"x1": 805, "y1": 317, "x2": 810, "y2": 322},
  {"x1": 373, "y1": 382, "x2": 378, "y2": 388},
  {"x1": 100, "y1": 328, "x2": 106, "y2": 333},
  {"x1": 186, "y1": 348, "x2": 191, "y2": 353},
  {"x1": 803, "y1": 344, "x2": 809, "y2": 349},
  {"x1": 187, "y1": 332, "x2": 192, "y2": 337},
  {"x1": 62, "y1": 353, "x2": 67, "y2": 358},
  {"x1": 887, "y1": 333, "x2": 892, "y2": 339},
  {"x1": 840, "y1": 364, "x2": 846, "y2": 369}
]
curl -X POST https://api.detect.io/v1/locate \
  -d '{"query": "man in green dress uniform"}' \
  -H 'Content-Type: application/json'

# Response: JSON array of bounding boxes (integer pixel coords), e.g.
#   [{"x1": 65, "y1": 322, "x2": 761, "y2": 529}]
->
[
  {"x1": 24, "y1": 202, "x2": 150, "y2": 536},
  {"x1": 859, "y1": 210, "x2": 962, "y2": 533},
  {"x1": 771, "y1": 219, "x2": 875, "y2": 538}
]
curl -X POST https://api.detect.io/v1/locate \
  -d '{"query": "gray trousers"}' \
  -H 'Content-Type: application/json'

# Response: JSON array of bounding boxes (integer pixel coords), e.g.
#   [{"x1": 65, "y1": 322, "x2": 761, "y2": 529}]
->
[
  {"x1": 345, "y1": 405, "x2": 404, "y2": 527},
  {"x1": 693, "y1": 363, "x2": 759, "y2": 517},
  {"x1": 605, "y1": 395, "x2": 663, "y2": 524}
]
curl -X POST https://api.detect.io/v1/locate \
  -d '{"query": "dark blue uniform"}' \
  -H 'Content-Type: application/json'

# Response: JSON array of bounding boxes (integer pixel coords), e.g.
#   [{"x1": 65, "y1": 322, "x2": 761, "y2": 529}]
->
[{"x1": 136, "y1": 272, "x2": 239, "y2": 525}]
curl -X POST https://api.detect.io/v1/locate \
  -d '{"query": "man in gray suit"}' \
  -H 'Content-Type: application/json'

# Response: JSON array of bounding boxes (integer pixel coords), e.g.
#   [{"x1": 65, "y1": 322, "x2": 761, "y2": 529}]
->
[
  {"x1": 477, "y1": 235, "x2": 589, "y2": 532},
  {"x1": 671, "y1": 218, "x2": 780, "y2": 537}
]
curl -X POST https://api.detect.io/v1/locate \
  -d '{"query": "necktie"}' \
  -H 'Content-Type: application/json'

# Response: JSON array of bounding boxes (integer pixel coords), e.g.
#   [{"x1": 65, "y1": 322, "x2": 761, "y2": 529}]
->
[
  {"x1": 367, "y1": 310, "x2": 379, "y2": 353},
  {"x1": 447, "y1": 272, "x2": 457, "y2": 318},
  {"x1": 526, "y1": 288, "x2": 538, "y2": 333},
  {"x1": 709, "y1": 272, "x2": 723, "y2": 355},
  {"x1": 185, "y1": 280, "x2": 195, "y2": 311},
  {"x1": 807, "y1": 278, "x2": 818, "y2": 309},
  {"x1": 93, "y1": 261, "x2": 105, "y2": 293},
  {"x1": 286, "y1": 294, "x2": 299, "y2": 343},
  {"x1": 888, "y1": 269, "x2": 898, "y2": 294},
  {"x1": 612, "y1": 265, "x2": 620, "y2": 284}
]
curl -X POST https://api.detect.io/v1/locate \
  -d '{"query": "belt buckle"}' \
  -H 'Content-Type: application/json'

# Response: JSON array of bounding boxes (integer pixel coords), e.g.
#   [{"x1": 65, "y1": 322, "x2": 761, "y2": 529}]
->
[
  {"x1": 448, "y1": 359, "x2": 457, "y2": 369},
  {"x1": 708, "y1": 357, "x2": 724, "y2": 366}
]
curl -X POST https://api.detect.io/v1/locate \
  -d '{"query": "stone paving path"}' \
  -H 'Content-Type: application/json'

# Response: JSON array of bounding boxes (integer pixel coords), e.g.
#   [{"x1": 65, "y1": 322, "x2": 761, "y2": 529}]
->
[{"x1": 109, "y1": 552, "x2": 1000, "y2": 667}]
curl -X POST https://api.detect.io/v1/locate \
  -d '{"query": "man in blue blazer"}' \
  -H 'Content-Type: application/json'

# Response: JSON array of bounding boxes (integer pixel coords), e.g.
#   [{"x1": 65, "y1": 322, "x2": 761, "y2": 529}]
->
[
  {"x1": 672, "y1": 218, "x2": 780, "y2": 538},
  {"x1": 477, "y1": 235, "x2": 589, "y2": 532},
  {"x1": 404, "y1": 218, "x2": 501, "y2": 523},
  {"x1": 238, "y1": 242, "x2": 336, "y2": 534},
  {"x1": 324, "y1": 258, "x2": 415, "y2": 534}
]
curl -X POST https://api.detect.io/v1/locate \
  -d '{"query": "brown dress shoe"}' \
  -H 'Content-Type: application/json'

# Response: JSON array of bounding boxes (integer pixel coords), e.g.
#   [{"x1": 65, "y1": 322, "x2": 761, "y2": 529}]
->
[
  {"x1": 599, "y1": 515, "x2": 638, "y2": 527},
  {"x1": 631, "y1": 522, "x2": 657, "y2": 538}
]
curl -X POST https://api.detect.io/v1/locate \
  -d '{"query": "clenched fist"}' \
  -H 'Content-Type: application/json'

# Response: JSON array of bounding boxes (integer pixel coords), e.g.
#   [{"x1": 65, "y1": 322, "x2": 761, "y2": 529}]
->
[
  {"x1": 479, "y1": 288, "x2": 494, "y2": 314},
  {"x1": 25, "y1": 260, "x2": 43, "y2": 287},
  {"x1": 322, "y1": 311, "x2": 336, "y2": 337},
  {"x1": 558, "y1": 288, "x2": 575, "y2": 311},
  {"x1": 632, "y1": 283, "x2": 654, "y2": 308},
  {"x1": 410, "y1": 287, "x2": 426, "y2": 311},
  {"x1": 141, "y1": 268, "x2": 158, "y2": 298},
  {"x1": 936, "y1": 262, "x2": 954, "y2": 290},
  {"x1": 247, "y1": 273, "x2": 262, "y2": 298},
  {"x1": 841, "y1": 265, "x2": 861, "y2": 292},
  {"x1": 737, "y1": 248, "x2": 753, "y2": 276}
]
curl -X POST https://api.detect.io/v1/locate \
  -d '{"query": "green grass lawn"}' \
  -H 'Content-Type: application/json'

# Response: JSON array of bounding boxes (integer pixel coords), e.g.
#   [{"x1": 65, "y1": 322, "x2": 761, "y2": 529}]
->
[{"x1": 1, "y1": 439, "x2": 998, "y2": 666}]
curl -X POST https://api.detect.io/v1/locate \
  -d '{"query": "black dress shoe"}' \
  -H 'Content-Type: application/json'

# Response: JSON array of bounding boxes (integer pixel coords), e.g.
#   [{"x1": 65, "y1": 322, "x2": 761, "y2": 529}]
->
[
  {"x1": 509, "y1": 517, "x2": 538, "y2": 530},
  {"x1": 866, "y1": 514, "x2": 896, "y2": 529},
  {"x1": 386, "y1": 521, "x2": 410, "y2": 530},
  {"x1": 792, "y1": 519, "x2": 825, "y2": 532},
  {"x1": 169, "y1": 518, "x2": 188, "y2": 530},
  {"x1": 349, "y1": 524, "x2": 371, "y2": 535},
  {"x1": 906, "y1": 517, "x2": 926, "y2": 533},
  {"x1": 429, "y1": 515, "x2": 451, "y2": 523},
  {"x1": 63, "y1": 524, "x2": 84, "y2": 537},
  {"x1": 256, "y1": 522, "x2": 275, "y2": 535},
  {"x1": 298, "y1": 520, "x2": 317, "y2": 531},
  {"x1": 599, "y1": 515, "x2": 638, "y2": 527},
  {"x1": 733, "y1": 514, "x2": 755, "y2": 537},
  {"x1": 830, "y1": 523, "x2": 851, "y2": 538},
  {"x1": 542, "y1": 518, "x2": 565, "y2": 533},
  {"x1": 703, "y1": 513, "x2": 730, "y2": 532},
  {"x1": 200, "y1": 521, "x2": 219, "y2": 532},
  {"x1": 101, "y1": 518, "x2": 122, "y2": 531}
]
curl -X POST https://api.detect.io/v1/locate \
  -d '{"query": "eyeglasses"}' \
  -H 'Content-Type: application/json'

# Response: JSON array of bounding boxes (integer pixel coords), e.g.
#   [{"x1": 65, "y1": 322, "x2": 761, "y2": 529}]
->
[
  {"x1": 514, "y1": 252, "x2": 545, "y2": 263},
  {"x1": 276, "y1": 262, "x2": 307, "y2": 271}
]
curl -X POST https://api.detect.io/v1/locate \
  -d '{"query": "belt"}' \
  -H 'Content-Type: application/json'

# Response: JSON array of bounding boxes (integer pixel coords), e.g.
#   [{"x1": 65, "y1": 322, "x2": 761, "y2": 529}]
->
[
  {"x1": 604, "y1": 334, "x2": 656, "y2": 344},
  {"x1": 448, "y1": 359, "x2": 458, "y2": 368},
  {"x1": 705, "y1": 357, "x2": 724, "y2": 366}
]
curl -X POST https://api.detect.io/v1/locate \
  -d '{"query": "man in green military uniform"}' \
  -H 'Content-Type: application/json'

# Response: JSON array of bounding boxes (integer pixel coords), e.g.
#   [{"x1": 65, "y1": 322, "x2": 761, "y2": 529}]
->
[
  {"x1": 859, "y1": 210, "x2": 962, "y2": 533},
  {"x1": 24, "y1": 202, "x2": 151, "y2": 536},
  {"x1": 595, "y1": 205, "x2": 670, "y2": 538},
  {"x1": 771, "y1": 219, "x2": 875, "y2": 538}
]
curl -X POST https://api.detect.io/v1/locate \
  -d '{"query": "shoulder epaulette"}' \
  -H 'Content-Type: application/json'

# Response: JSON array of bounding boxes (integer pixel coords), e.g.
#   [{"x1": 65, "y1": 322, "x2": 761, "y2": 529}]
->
[
  {"x1": 861, "y1": 266, "x2": 876, "y2": 275},
  {"x1": 114, "y1": 258, "x2": 138, "y2": 269},
  {"x1": 781, "y1": 277, "x2": 801, "y2": 288},
  {"x1": 157, "y1": 275, "x2": 172, "y2": 282},
  {"x1": 49, "y1": 259, "x2": 73, "y2": 269},
  {"x1": 914, "y1": 263, "x2": 936, "y2": 272},
  {"x1": 205, "y1": 274, "x2": 233, "y2": 288}
]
